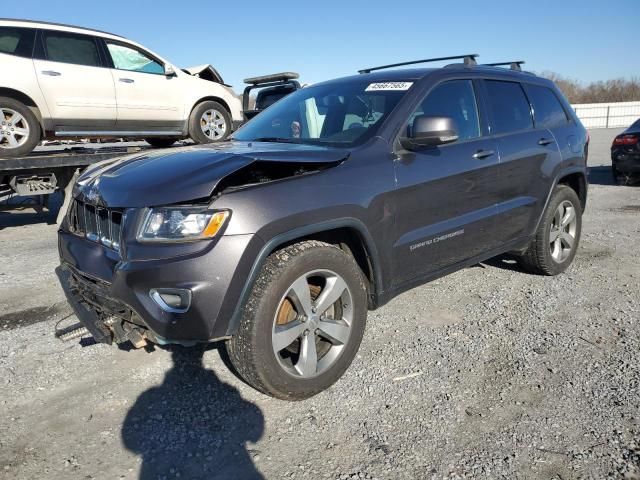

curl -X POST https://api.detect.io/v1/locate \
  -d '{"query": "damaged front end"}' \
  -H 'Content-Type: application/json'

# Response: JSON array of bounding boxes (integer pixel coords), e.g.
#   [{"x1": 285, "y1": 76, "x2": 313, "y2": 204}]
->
[
  {"x1": 56, "y1": 266, "x2": 151, "y2": 348},
  {"x1": 56, "y1": 143, "x2": 349, "y2": 348}
]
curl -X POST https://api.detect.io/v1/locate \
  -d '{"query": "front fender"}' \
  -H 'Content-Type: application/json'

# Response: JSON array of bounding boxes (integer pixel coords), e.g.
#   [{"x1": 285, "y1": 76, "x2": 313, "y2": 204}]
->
[{"x1": 220, "y1": 217, "x2": 383, "y2": 336}]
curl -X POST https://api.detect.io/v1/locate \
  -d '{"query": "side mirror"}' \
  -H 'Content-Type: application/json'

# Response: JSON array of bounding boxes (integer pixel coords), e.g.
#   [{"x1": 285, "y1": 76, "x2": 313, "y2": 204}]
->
[
  {"x1": 164, "y1": 64, "x2": 176, "y2": 77},
  {"x1": 400, "y1": 115, "x2": 459, "y2": 151}
]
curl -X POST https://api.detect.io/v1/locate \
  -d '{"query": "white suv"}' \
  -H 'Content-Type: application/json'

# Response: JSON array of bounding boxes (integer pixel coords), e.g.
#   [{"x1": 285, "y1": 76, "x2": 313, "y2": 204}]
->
[{"x1": 0, "y1": 19, "x2": 244, "y2": 157}]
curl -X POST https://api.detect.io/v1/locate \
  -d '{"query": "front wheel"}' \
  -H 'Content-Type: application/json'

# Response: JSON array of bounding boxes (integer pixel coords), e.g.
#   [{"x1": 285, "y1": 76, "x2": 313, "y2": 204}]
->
[
  {"x1": 188, "y1": 101, "x2": 231, "y2": 144},
  {"x1": 226, "y1": 241, "x2": 368, "y2": 400},
  {"x1": 0, "y1": 97, "x2": 41, "y2": 158},
  {"x1": 517, "y1": 185, "x2": 582, "y2": 275}
]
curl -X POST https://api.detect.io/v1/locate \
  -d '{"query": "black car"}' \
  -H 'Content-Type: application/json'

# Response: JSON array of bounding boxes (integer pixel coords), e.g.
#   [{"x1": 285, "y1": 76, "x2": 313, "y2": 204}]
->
[
  {"x1": 612, "y1": 118, "x2": 640, "y2": 183},
  {"x1": 57, "y1": 54, "x2": 589, "y2": 400}
]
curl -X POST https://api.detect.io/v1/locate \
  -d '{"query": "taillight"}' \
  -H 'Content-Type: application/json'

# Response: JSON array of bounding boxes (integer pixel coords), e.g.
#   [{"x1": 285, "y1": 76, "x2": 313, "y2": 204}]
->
[{"x1": 613, "y1": 134, "x2": 639, "y2": 146}]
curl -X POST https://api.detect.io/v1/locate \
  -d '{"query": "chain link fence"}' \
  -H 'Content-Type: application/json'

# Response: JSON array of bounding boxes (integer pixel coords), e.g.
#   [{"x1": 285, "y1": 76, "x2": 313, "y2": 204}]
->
[{"x1": 572, "y1": 101, "x2": 640, "y2": 129}]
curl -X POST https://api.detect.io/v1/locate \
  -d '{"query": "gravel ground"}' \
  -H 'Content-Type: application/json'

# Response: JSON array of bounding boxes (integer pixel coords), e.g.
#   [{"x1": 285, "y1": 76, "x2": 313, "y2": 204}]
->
[{"x1": 0, "y1": 128, "x2": 639, "y2": 480}]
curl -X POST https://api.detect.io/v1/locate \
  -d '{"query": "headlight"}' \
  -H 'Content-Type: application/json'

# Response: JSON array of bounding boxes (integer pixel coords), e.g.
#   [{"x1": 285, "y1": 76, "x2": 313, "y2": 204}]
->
[{"x1": 137, "y1": 207, "x2": 229, "y2": 242}]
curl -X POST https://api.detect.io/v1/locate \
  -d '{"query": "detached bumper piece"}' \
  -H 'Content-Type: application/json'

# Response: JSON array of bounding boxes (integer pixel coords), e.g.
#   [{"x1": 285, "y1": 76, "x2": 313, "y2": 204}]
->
[{"x1": 56, "y1": 265, "x2": 148, "y2": 347}]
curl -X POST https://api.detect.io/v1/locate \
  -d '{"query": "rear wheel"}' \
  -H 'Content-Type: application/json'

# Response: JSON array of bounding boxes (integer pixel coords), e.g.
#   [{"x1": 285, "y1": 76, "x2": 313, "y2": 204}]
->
[
  {"x1": 517, "y1": 185, "x2": 582, "y2": 275},
  {"x1": 226, "y1": 241, "x2": 368, "y2": 400},
  {"x1": 0, "y1": 97, "x2": 41, "y2": 158},
  {"x1": 188, "y1": 101, "x2": 231, "y2": 144},
  {"x1": 145, "y1": 137, "x2": 180, "y2": 148}
]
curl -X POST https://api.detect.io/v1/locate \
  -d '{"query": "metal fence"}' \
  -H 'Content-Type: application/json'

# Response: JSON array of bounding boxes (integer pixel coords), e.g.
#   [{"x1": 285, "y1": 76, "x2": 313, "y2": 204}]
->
[{"x1": 571, "y1": 101, "x2": 640, "y2": 129}]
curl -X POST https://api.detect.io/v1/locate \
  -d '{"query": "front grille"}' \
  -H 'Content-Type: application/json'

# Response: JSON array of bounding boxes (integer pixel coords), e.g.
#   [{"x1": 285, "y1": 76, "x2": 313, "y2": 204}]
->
[{"x1": 68, "y1": 199, "x2": 123, "y2": 251}]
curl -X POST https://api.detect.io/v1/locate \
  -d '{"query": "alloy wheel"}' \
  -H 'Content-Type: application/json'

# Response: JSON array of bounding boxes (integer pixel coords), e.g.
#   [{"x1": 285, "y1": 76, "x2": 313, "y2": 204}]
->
[
  {"x1": 272, "y1": 270, "x2": 353, "y2": 378},
  {"x1": 549, "y1": 200, "x2": 577, "y2": 262},
  {"x1": 200, "y1": 109, "x2": 227, "y2": 140},
  {"x1": 0, "y1": 108, "x2": 30, "y2": 150}
]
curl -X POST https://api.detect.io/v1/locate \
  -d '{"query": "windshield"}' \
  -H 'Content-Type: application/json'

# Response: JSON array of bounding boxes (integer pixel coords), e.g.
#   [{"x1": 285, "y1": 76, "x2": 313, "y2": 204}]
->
[{"x1": 234, "y1": 80, "x2": 412, "y2": 147}]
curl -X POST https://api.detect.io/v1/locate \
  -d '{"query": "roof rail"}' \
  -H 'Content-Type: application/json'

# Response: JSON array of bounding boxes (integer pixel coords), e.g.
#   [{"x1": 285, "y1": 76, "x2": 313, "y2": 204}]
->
[
  {"x1": 358, "y1": 54, "x2": 479, "y2": 74},
  {"x1": 483, "y1": 61, "x2": 525, "y2": 72},
  {"x1": 0, "y1": 18, "x2": 124, "y2": 38}
]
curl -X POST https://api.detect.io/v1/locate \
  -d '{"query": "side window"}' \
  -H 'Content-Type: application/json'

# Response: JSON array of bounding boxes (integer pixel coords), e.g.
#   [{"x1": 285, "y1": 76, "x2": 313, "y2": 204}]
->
[
  {"x1": 485, "y1": 80, "x2": 533, "y2": 135},
  {"x1": 527, "y1": 84, "x2": 569, "y2": 128},
  {"x1": 106, "y1": 42, "x2": 164, "y2": 75},
  {"x1": 0, "y1": 27, "x2": 35, "y2": 58},
  {"x1": 42, "y1": 30, "x2": 100, "y2": 67},
  {"x1": 409, "y1": 80, "x2": 480, "y2": 142}
]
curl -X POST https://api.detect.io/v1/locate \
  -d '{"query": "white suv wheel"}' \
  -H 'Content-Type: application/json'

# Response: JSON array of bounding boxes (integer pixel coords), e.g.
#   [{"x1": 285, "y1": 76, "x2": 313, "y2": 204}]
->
[
  {"x1": 1, "y1": 107, "x2": 30, "y2": 149},
  {"x1": 0, "y1": 97, "x2": 41, "y2": 158},
  {"x1": 200, "y1": 109, "x2": 227, "y2": 140}
]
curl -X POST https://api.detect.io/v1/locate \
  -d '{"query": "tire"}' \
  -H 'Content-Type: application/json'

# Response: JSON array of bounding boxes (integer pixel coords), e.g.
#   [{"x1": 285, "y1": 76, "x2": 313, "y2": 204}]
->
[
  {"x1": 145, "y1": 137, "x2": 180, "y2": 148},
  {"x1": 0, "y1": 97, "x2": 41, "y2": 158},
  {"x1": 188, "y1": 101, "x2": 231, "y2": 144},
  {"x1": 226, "y1": 240, "x2": 368, "y2": 400},
  {"x1": 517, "y1": 185, "x2": 582, "y2": 276}
]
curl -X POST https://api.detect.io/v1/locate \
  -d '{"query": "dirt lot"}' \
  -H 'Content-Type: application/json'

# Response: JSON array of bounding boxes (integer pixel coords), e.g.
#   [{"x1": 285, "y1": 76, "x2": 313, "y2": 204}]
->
[{"x1": 0, "y1": 128, "x2": 639, "y2": 480}]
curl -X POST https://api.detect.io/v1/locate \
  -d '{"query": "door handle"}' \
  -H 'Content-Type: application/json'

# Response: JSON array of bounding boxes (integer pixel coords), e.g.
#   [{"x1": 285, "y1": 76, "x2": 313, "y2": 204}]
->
[
  {"x1": 41, "y1": 70, "x2": 61, "y2": 76},
  {"x1": 472, "y1": 149, "x2": 495, "y2": 160},
  {"x1": 119, "y1": 78, "x2": 134, "y2": 83},
  {"x1": 538, "y1": 138, "x2": 555, "y2": 146}
]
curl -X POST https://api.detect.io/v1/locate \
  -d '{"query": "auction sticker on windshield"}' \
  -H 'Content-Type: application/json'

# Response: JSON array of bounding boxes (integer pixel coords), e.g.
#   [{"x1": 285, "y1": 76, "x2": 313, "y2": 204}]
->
[{"x1": 365, "y1": 82, "x2": 413, "y2": 91}]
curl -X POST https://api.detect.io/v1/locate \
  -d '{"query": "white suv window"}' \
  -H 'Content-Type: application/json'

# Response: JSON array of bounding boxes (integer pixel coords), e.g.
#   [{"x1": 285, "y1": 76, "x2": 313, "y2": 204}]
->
[
  {"x1": 0, "y1": 26, "x2": 35, "y2": 58},
  {"x1": 42, "y1": 31, "x2": 100, "y2": 67},
  {"x1": 106, "y1": 42, "x2": 164, "y2": 75}
]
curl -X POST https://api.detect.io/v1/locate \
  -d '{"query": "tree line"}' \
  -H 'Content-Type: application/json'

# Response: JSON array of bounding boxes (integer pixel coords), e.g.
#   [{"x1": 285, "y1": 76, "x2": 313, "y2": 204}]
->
[{"x1": 541, "y1": 72, "x2": 640, "y2": 104}]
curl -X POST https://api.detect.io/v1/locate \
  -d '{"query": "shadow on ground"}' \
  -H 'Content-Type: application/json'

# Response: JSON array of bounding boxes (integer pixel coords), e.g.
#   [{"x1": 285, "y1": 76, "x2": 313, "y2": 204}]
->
[
  {"x1": 481, "y1": 254, "x2": 527, "y2": 273},
  {"x1": 0, "y1": 192, "x2": 62, "y2": 229},
  {"x1": 122, "y1": 346, "x2": 264, "y2": 480},
  {"x1": 589, "y1": 165, "x2": 640, "y2": 186}
]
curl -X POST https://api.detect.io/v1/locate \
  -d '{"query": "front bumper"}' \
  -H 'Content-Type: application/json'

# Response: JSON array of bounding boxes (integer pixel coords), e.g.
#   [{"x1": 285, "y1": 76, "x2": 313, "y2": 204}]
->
[{"x1": 57, "y1": 230, "x2": 262, "y2": 344}]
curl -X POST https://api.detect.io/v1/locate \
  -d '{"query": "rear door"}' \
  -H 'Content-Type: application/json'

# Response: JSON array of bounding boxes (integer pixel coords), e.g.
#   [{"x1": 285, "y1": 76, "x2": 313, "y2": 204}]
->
[
  {"x1": 524, "y1": 82, "x2": 581, "y2": 169},
  {"x1": 482, "y1": 79, "x2": 562, "y2": 242},
  {"x1": 33, "y1": 29, "x2": 116, "y2": 129},
  {"x1": 101, "y1": 39, "x2": 184, "y2": 130},
  {"x1": 392, "y1": 79, "x2": 500, "y2": 286}
]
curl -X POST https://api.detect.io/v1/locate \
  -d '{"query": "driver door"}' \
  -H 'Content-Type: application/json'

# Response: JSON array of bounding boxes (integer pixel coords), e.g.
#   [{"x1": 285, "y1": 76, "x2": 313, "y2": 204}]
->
[{"x1": 391, "y1": 79, "x2": 501, "y2": 287}]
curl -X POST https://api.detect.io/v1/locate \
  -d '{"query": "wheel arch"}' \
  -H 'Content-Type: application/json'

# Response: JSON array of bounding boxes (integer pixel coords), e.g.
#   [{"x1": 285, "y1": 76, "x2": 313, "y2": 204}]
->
[
  {"x1": 557, "y1": 171, "x2": 587, "y2": 211},
  {"x1": 532, "y1": 167, "x2": 588, "y2": 236},
  {"x1": 224, "y1": 218, "x2": 384, "y2": 337},
  {"x1": 0, "y1": 87, "x2": 45, "y2": 137},
  {"x1": 190, "y1": 96, "x2": 231, "y2": 117}
]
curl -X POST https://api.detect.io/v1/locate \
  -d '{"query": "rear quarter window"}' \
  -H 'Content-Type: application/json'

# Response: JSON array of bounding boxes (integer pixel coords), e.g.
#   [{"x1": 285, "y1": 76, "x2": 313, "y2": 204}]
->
[
  {"x1": 527, "y1": 84, "x2": 569, "y2": 128},
  {"x1": 0, "y1": 26, "x2": 35, "y2": 58},
  {"x1": 485, "y1": 80, "x2": 533, "y2": 135}
]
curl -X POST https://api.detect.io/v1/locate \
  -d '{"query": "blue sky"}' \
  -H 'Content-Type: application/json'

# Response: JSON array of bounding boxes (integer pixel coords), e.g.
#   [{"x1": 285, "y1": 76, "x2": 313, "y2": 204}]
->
[{"x1": 5, "y1": 1, "x2": 636, "y2": 92}]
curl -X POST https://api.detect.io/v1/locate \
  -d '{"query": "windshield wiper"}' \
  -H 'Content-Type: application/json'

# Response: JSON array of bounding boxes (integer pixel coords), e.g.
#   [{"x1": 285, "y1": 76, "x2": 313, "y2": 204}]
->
[{"x1": 251, "y1": 137, "x2": 299, "y2": 144}]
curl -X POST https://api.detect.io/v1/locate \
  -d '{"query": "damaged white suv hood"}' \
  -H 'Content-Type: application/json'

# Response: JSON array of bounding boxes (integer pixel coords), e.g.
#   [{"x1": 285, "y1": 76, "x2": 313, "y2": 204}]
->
[{"x1": 182, "y1": 64, "x2": 227, "y2": 85}]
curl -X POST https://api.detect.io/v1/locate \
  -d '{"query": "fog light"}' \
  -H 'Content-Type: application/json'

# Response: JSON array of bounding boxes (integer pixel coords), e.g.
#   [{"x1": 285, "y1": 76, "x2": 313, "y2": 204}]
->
[{"x1": 150, "y1": 288, "x2": 192, "y2": 313}]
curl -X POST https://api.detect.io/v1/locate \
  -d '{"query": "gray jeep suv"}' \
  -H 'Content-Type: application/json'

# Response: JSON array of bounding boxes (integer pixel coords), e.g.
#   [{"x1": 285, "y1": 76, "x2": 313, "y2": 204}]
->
[{"x1": 57, "y1": 55, "x2": 588, "y2": 400}]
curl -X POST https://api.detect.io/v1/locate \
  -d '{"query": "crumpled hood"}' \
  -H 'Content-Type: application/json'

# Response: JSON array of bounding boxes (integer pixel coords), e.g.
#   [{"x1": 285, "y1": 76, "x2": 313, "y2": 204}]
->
[
  {"x1": 182, "y1": 64, "x2": 225, "y2": 84},
  {"x1": 75, "y1": 142, "x2": 349, "y2": 208}
]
